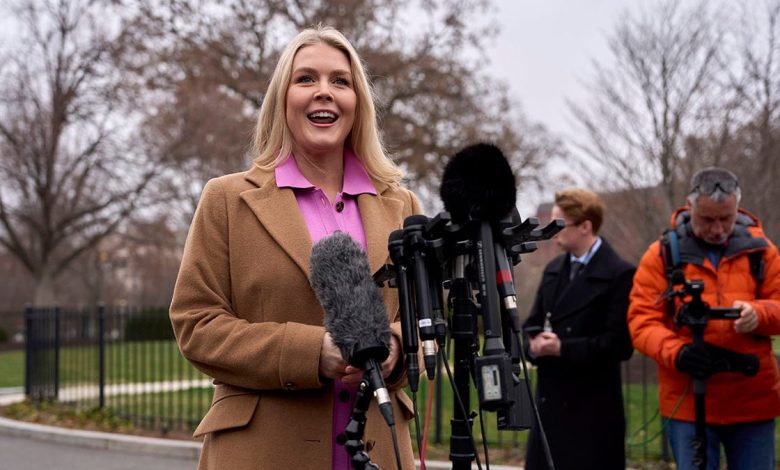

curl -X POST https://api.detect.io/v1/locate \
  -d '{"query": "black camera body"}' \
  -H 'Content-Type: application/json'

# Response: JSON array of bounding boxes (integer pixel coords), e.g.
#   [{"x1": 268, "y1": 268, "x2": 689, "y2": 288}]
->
[
  {"x1": 672, "y1": 278, "x2": 741, "y2": 329},
  {"x1": 670, "y1": 276, "x2": 758, "y2": 378}
]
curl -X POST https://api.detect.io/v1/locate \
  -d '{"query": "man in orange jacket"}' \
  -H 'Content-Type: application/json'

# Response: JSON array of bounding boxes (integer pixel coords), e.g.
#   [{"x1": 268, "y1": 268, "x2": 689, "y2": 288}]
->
[{"x1": 628, "y1": 167, "x2": 780, "y2": 470}]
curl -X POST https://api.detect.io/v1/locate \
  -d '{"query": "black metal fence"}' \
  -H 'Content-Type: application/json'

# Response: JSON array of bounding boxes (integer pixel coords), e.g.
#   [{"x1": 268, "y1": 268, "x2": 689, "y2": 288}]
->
[
  {"x1": 24, "y1": 305, "x2": 211, "y2": 435},
  {"x1": 21, "y1": 306, "x2": 670, "y2": 466}
]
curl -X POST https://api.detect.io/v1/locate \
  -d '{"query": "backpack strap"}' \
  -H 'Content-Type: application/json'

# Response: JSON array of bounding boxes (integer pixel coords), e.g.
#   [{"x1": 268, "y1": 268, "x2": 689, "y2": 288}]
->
[
  {"x1": 747, "y1": 250, "x2": 765, "y2": 298},
  {"x1": 660, "y1": 228, "x2": 685, "y2": 317}
]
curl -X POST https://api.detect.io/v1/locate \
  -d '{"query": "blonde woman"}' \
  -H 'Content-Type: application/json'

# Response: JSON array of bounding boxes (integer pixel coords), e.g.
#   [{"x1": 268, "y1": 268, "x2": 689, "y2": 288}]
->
[{"x1": 170, "y1": 26, "x2": 420, "y2": 469}]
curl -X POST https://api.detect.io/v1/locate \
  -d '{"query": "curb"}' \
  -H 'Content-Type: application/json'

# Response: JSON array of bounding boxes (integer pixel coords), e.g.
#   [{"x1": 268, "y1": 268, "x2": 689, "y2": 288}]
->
[
  {"x1": 0, "y1": 416, "x2": 201, "y2": 460},
  {"x1": 0, "y1": 416, "x2": 523, "y2": 469}
]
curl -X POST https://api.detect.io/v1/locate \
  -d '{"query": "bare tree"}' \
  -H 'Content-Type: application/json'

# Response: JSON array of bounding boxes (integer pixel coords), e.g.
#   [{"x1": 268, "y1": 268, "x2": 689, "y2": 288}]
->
[
  {"x1": 0, "y1": 0, "x2": 159, "y2": 305},
  {"x1": 569, "y1": 0, "x2": 724, "y2": 253},
  {"x1": 719, "y1": 0, "x2": 780, "y2": 240},
  {"x1": 125, "y1": 0, "x2": 563, "y2": 218}
]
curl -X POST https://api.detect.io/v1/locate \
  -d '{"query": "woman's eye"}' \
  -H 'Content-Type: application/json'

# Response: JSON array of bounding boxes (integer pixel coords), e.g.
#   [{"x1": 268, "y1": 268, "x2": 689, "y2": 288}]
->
[
  {"x1": 334, "y1": 77, "x2": 350, "y2": 86},
  {"x1": 295, "y1": 75, "x2": 314, "y2": 83}
]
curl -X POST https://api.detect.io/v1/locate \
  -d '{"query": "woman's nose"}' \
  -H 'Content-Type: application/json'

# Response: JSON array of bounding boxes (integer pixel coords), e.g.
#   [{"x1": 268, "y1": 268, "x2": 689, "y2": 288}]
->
[{"x1": 314, "y1": 83, "x2": 333, "y2": 101}]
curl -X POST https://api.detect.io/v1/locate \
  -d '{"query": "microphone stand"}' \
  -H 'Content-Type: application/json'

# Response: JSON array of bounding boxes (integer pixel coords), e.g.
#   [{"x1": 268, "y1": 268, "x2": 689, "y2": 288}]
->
[
  {"x1": 345, "y1": 376, "x2": 382, "y2": 470},
  {"x1": 447, "y1": 241, "x2": 479, "y2": 470}
]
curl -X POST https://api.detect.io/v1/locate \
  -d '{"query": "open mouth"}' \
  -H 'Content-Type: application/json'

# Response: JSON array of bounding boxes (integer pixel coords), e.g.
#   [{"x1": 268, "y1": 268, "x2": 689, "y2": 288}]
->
[{"x1": 308, "y1": 111, "x2": 338, "y2": 124}]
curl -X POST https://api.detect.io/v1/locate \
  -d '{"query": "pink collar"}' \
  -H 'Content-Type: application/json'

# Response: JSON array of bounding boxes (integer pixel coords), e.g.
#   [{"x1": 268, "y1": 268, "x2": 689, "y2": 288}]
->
[{"x1": 275, "y1": 149, "x2": 376, "y2": 196}]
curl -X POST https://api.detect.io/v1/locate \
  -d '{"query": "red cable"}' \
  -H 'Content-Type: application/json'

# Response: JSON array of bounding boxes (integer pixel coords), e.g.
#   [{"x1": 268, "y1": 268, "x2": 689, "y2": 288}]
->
[{"x1": 419, "y1": 379, "x2": 435, "y2": 470}]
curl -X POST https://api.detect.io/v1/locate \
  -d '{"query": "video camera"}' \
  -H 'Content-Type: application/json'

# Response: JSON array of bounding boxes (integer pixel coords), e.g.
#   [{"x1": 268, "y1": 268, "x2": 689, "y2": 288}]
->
[{"x1": 667, "y1": 276, "x2": 742, "y2": 328}]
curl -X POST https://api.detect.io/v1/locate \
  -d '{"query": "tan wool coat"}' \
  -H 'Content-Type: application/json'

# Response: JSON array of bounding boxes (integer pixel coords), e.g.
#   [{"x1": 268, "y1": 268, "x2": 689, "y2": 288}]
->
[{"x1": 170, "y1": 164, "x2": 422, "y2": 469}]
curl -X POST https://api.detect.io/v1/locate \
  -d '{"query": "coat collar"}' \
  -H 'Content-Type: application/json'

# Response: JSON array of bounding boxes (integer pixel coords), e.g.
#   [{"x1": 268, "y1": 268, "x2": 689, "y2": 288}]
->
[
  {"x1": 545, "y1": 239, "x2": 620, "y2": 321},
  {"x1": 239, "y1": 165, "x2": 401, "y2": 278}
]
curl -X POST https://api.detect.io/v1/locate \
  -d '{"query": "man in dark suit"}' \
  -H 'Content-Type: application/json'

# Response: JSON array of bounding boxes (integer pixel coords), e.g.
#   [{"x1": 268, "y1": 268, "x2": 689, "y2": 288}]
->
[{"x1": 523, "y1": 188, "x2": 635, "y2": 470}]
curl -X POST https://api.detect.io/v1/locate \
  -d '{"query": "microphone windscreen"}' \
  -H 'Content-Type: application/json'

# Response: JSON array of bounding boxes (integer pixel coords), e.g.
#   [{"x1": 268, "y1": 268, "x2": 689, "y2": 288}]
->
[
  {"x1": 310, "y1": 232, "x2": 391, "y2": 365},
  {"x1": 439, "y1": 143, "x2": 516, "y2": 224}
]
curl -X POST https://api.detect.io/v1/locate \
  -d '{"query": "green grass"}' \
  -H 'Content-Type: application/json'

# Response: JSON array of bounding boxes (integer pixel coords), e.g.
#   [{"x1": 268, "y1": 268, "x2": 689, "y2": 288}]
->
[
  {"x1": 0, "y1": 349, "x2": 24, "y2": 388},
  {"x1": 0, "y1": 341, "x2": 209, "y2": 388}
]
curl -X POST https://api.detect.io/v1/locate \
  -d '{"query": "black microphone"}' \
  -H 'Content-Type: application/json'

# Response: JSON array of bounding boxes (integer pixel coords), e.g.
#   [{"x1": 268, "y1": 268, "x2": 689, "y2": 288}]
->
[
  {"x1": 388, "y1": 229, "x2": 420, "y2": 393},
  {"x1": 403, "y1": 214, "x2": 438, "y2": 379},
  {"x1": 440, "y1": 143, "x2": 517, "y2": 355},
  {"x1": 440, "y1": 143, "x2": 518, "y2": 410},
  {"x1": 440, "y1": 142, "x2": 517, "y2": 225},
  {"x1": 310, "y1": 232, "x2": 395, "y2": 427},
  {"x1": 495, "y1": 240, "x2": 523, "y2": 333}
]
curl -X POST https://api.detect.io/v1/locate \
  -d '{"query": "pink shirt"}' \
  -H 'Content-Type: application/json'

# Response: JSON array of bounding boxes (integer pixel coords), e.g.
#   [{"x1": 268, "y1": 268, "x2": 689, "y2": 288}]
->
[{"x1": 275, "y1": 149, "x2": 376, "y2": 470}]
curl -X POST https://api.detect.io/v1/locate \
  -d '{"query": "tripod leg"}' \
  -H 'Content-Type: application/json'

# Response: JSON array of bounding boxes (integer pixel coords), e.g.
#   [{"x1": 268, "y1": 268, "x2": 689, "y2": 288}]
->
[
  {"x1": 692, "y1": 379, "x2": 707, "y2": 470},
  {"x1": 448, "y1": 278, "x2": 478, "y2": 470}
]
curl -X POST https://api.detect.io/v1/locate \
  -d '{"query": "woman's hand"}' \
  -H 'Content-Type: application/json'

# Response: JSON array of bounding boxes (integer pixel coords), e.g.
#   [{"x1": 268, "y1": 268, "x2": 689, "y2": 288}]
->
[
  {"x1": 341, "y1": 334, "x2": 401, "y2": 385},
  {"x1": 319, "y1": 332, "x2": 349, "y2": 381}
]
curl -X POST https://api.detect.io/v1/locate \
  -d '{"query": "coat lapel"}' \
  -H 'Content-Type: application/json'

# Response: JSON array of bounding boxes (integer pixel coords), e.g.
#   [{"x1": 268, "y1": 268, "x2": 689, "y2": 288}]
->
[
  {"x1": 358, "y1": 188, "x2": 404, "y2": 275},
  {"x1": 238, "y1": 167, "x2": 405, "y2": 280},
  {"x1": 549, "y1": 242, "x2": 616, "y2": 322},
  {"x1": 240, "y1": 166, "x2": 313, "y2": 278}
]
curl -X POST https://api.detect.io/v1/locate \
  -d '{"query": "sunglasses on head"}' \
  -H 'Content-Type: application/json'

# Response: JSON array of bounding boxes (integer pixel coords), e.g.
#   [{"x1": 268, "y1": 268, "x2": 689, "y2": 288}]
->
[{"x1": 690, "y1": 178, "x2": 738, "y2": 196}]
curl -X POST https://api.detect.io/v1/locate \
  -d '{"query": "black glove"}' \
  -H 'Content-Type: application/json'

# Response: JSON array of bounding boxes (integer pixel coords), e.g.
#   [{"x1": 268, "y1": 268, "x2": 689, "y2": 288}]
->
[
  {"x1": 676, "y1": 342, "x2": 760, "y2": 379},
  {"x1": 707, "y1": 343, "x2": 760, "y2": 377},
  {"x1": 675, "y1": 343, "x2": 714, "y2": 379}
]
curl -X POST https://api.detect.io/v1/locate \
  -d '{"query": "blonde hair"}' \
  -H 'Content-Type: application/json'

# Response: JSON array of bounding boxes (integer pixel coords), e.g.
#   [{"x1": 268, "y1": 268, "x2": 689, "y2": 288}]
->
[
  {"x1": 251, "y1": 25, "x2": 402, "y2": 187},
  {"x1": 554, "y1": 188, "x2": 605, "y2": 234}
]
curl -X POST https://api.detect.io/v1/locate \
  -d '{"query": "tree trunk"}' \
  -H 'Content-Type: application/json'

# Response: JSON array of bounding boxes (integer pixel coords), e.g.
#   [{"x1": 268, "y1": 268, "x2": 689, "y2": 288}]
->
[{"x1": 33, "y1": 270, "x2": 56, "y2": 307}]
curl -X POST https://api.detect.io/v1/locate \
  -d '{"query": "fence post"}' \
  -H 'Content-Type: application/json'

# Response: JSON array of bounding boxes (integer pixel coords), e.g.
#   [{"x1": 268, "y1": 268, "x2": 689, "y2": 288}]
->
[
  {"x1": 24, "y1": 305, "x2": 32, "y2": 397},
  {"x1": 98, "y1": 303, "x2": 106, "y2": 409},
  {"x1": 54, "y1": 307, "x2": 60, "y2": 399}
]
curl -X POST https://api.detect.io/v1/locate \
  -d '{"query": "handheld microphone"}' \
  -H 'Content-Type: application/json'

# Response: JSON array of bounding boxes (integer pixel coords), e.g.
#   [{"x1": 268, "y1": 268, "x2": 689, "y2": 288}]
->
[
  {"x1": 495, "y1": 240, "x2": 523, "y2": 333},
  {"x1": 310, "y1": 232, "x2": 395, "y2": 427},
  {"x1": 388, "y1": 229, "x2": 420, "y2": 392},
  {"x1": 403, "y1": 215, "x2": 438, "y2": 380}
]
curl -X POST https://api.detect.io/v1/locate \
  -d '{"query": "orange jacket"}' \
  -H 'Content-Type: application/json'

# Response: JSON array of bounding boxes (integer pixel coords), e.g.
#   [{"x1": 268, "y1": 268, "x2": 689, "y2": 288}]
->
[{"x1": 628, "y1": 207, "x2": 780, "y2": 423}]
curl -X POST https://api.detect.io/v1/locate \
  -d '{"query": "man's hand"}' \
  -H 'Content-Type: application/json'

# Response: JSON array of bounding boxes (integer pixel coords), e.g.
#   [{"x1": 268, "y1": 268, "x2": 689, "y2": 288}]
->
[
  {"x1": 733, "y1": 300, "x2": 759, "y2": 333},
  {"x1": 675, "y1": 343, "x2": 714, "y2": 379},
  {"x1": 529, "y1": 331, "x2": 561, "y2": 357}
]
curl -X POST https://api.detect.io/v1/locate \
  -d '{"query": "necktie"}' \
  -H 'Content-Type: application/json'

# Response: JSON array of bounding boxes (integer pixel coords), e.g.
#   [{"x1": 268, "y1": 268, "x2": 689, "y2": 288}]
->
[{"x1": 570, "y1": 261, "x2": 584, "y2": 280}]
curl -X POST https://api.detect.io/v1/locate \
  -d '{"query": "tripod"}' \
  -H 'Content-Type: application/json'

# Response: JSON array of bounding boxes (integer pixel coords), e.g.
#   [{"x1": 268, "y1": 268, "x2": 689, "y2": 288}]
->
[
  {"x1": 672, "y1": 279, "x2": 742, "y2": 470},
  {"x1": 447, "y1": 256, "x2": 480, "y2": 470}
]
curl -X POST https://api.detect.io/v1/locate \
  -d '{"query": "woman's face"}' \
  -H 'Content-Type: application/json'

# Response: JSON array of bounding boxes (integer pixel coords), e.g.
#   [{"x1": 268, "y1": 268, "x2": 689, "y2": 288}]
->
[{"x1": 286, "y1": 42, "x2": 357, "y2": 159}]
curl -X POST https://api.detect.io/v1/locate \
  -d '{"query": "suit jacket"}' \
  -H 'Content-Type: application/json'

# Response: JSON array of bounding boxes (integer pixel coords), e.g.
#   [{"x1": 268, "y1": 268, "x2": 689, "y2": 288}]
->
[
  {"x1": 523, "y1": 239, "x2": 634, "y2": 470},
  {"x1": 169, "y1": 164, "x2": 421, "y2": 469}
]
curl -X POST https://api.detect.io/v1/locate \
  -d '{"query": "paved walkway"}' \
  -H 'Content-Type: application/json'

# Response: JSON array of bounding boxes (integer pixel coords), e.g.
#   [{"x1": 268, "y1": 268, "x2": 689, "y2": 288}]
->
[{"x1": 0, "y1": 380, "x2": 214, "y2": 406}]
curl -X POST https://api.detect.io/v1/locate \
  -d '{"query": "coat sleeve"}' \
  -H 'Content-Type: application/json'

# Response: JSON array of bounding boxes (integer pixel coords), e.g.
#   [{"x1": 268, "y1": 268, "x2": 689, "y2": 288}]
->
[
  {"x1": 627, "y1": 242, "x2": 685, "y2": 370},
  {"x1": 169, "y1": 178, "x2": 324, "y2": 391},
  {"x1": 559, "y1": 266, "x2": 635, "y2": 365},
  {"x1": 752, "y1": 240, "x2": 780, "y2": 336}
]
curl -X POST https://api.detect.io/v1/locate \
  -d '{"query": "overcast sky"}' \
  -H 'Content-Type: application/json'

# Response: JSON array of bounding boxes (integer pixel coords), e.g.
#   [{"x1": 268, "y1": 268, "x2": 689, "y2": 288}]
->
[
  {"x1": 486, "y1": 0, "x2": 636, "y2": 138},
  {"x1": 479, "y1": 0, "x2": 644, "y2": 212}
]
